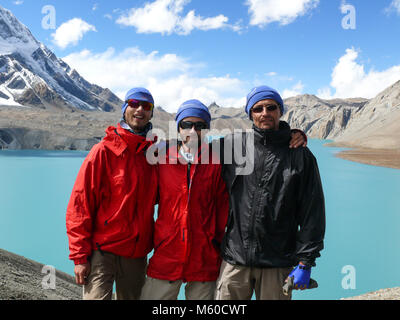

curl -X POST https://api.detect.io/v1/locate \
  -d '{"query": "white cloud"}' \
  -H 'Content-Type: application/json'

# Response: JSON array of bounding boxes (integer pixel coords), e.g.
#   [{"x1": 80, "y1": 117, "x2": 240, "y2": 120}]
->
[
  {"x1": 316, "y1": 87, "x2": 333, "y2": 99},
  {"x1": 63, "y1": 47, "x2": 246, "y2": 112},
  {"x1": 282, "y1": 81, "x2": 305, "y2": 98},
  {"x1": 13, "y1": 0, "x2": 23, "y2": 5},
  {"x1": 92, "y1": 3, "x2": 99, "y2": 11},
  {"x1": 246, "y1": 0, "x2": 319, "y2": 27},
  {"x1": 179, "y1": 10, "x2": 229, "y2": 34},
  {"x1": 116, "y1": 0, "x2": 239, "y2": 35},
  {"x1": 320, "y1": 48, "x2": 400, "y2": 99},
  {"x1": 51, "y1": 18, "x2": 97, "y2": 49},
  {"x1": 385, "y1": 0, "x2": 400, "y2": 15}
]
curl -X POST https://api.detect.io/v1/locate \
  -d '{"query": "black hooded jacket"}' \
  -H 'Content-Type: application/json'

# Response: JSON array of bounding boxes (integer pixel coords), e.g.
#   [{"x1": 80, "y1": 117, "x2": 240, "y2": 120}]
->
[{"x1": 220, "y1": 121, "x2": 325, "y2": 268}]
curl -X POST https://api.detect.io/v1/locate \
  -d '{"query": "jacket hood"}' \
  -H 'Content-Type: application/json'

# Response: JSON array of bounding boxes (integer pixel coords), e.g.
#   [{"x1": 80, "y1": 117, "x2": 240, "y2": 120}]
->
[{"x1": 103, "y1": 124, "x2": 153, "y2": 156}]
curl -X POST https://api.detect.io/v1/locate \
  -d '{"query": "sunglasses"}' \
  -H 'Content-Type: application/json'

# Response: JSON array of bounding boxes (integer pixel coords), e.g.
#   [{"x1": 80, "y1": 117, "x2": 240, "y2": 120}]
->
[
  {"x1": 125, "y1": 99, "x2": 154, "y2": 112},
  {"x1": 251, "y1": 104, "x2": 279, "y2": 114},
  {"x1": 179, "y1": 121, "x2": 208, "y2": 131}
]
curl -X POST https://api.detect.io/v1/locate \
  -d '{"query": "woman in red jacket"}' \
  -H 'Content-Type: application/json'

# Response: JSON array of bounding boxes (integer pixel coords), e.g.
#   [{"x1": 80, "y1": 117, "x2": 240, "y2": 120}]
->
[
  {"x1": 140, "y1": 99, "x2": 229, "y2": 300},
  {"x1": 66, "y1": 88, "x2": 158, "y2": 300}
]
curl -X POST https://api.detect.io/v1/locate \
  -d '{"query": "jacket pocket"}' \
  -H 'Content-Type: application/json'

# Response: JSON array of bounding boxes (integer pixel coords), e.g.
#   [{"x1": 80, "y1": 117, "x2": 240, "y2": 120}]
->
[
  {"x1": 103, "y1": 210, "x2": 119, "y2": 226},
  {"x1": 153, "y1": 224, "x2": 172, "y2": 253},
  {"x1": 153, "y1": 239, "x2": 166, "y2": 255},
  {"x1": 204, "y1": 232, "x2": 220, "y2": 258}
]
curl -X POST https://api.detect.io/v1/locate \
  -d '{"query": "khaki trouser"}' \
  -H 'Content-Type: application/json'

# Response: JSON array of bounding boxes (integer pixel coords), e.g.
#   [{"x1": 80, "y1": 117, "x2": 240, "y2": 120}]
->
[
  {"x1": 140, "y1": 276, "x2": 216, "y2": 300},
  {"x1": 83, "y1": 250, "x2": 147, "y2": 300},
  {"x1": 215, "y1": 260, "x2": 292, "y2": 300}
]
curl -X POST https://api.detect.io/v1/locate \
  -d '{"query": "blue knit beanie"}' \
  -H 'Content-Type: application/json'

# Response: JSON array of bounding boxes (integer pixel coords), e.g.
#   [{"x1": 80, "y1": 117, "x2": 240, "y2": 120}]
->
[
  {"x1": 122, "y1": 87, "x2": 154, "y2": 116},
  {"x1": 175, "y1": 99, "x2": 211, "y2": 130},
  {"x1": 245, "y1": 86, "x2": 284, "y2": 119}
]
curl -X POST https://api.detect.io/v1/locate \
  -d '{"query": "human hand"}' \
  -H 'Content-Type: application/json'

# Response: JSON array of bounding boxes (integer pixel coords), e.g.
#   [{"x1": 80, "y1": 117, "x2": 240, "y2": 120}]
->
[
  {"x1": 289, "y1": 130, "x2": 307, "y2": 148},
  {"x1": 286, "y1": 263, "x2": 311, "y2": 290},
  {"x1": 74, "y1": 263, "x2": 91, "y2": 285}
]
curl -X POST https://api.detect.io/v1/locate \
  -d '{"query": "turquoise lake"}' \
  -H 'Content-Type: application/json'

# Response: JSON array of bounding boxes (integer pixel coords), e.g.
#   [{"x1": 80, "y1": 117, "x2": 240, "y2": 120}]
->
[{"x1": 0, "y1": 140, "x2": 399, "y2": 300}]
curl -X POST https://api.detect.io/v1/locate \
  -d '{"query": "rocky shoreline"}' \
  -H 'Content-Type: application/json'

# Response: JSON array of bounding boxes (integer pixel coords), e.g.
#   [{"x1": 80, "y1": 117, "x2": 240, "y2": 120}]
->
[
  {"x1": 326, "y1": 141, "x2": 400, "y2": 170},
  {"x1": 0, "y1": 248, "x2": 81, "y2": 300},
  {"x1": 342, "y1": 288, "x2": 400, "y2": 300},
  {"x1": 335, "y1": 148, "x2": 400, "y2": 170}
]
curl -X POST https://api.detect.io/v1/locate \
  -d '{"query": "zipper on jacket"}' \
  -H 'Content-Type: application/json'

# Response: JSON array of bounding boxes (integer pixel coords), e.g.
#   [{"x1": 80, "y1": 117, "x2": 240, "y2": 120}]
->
[
  {"x1": 187, "y1": 162, "x2": 192, "y2": 190},
  {"x1": 183, "y1": 161, "x2": 195, "y2": 269},
  {"x1": 248, "y1": 193, "x2": 259, "y2": 266},
  {"x1": 248, "y1": 154, "x2": 267, "y2": 266}
]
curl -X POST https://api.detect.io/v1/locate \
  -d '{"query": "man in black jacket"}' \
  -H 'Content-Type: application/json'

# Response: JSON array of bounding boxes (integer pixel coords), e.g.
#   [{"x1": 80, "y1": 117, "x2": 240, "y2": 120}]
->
[{"x1": 215, "y1": 86, "x2": 326, "y2": 300}]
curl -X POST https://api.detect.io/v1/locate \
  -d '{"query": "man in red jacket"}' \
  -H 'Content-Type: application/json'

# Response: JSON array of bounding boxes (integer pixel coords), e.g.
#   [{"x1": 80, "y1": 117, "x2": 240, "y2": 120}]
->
[
  {"x1": 66, "y1": 87, "x2": 158, "y2": 300},
  {"x1": 140, "y1": 99, "x2": 307, "y2": 300},
  {"x1": 140, "y1": 99, "x2": 229, "y2": 300}
]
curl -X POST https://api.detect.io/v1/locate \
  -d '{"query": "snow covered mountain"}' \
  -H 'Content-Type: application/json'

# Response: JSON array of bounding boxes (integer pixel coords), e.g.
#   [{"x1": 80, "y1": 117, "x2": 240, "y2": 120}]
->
[{"x1": 0, "y1": 5, "x2": 121, "y2": 111}]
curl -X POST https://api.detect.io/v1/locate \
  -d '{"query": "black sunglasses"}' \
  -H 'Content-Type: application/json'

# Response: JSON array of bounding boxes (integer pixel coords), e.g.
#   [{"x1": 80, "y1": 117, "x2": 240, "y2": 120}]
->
[
  {"x1": 251, "y1": 104, "x2": 279, "y2": 114},
  {"x1": 179, "y1": 121, "x2": 208, "y2": 131}
]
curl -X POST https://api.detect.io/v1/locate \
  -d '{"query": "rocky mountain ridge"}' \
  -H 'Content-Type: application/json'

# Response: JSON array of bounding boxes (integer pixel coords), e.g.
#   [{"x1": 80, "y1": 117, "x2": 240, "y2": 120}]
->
[
  {"x1": 282, "y1": 94, "x2": 369, "y2": 140},
  {"x1": 1, "y1": 80, "x2": 399, "y2": 153},
  {"x1": 332, "y1": 80, "x2": 400, "y2": 149},
  {"x1": 281, "y1": 81, "x2": 400, "y2": 150},
  {"x1": 0, "y1": 5, "x2": 121, "y2": 112}
]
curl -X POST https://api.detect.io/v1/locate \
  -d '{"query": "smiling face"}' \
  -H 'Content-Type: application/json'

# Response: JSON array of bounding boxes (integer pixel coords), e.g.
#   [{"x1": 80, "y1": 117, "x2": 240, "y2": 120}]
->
[
  {"x1": 251, "y1": 99, "x2": 282, "y2": 131},
  {"x1": 124, "y1": 103, "x2": 152, "y2": 132}
]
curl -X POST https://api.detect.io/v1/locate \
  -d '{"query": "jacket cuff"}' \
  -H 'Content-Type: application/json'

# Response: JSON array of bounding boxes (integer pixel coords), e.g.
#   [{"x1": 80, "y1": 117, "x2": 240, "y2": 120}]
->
[
  {"x1": 73, "y1": 257, "x2": 89, "y2": 265},
  {"x1": 296, "y1": 257, "x2": 315, "y2": 268}
]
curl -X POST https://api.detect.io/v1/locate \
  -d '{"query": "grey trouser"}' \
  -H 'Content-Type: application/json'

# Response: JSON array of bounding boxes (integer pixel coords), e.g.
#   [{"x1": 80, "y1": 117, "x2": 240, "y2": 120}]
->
[
  {"x1": 140, "y1": 276, "x2": 216, "y2": 300},
  {"x1": 215, "y1": 260, "x2": 292, "y2": 300},
  {"x1": 83, "y1": 250, "x2": 147, "y2": 300}
]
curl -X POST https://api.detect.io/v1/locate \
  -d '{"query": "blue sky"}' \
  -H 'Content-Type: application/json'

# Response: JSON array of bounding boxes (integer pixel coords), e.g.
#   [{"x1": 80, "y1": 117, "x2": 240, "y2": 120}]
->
[{"x1": 3, "y1": 0, "x2": 400, "y2": 111}]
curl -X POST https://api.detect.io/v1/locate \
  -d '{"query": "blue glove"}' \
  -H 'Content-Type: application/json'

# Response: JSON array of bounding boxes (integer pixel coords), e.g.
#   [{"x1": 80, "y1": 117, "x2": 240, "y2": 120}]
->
[{"x1": 288, "y1": 264, "x2": 311, "y2": 289}]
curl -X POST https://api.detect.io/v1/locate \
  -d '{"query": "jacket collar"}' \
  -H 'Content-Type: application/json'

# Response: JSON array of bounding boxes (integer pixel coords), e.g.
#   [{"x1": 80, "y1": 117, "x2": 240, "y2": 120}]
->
[
  {"x1": 253, "y1": 121, "x2": 291, "y2": 146},
  {"x1": 103, "y1": 123, "x2": 153, "y2": 157},
  {"x1": 119, "y1": 119, "x2": 153, "y2": 137},
  {"x1": 165, "y1": 140, "x2": 211, "y2": 164}
]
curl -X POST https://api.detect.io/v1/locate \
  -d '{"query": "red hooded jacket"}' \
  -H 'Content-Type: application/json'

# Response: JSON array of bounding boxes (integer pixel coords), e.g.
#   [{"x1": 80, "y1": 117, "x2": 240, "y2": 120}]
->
[
  {"x1": 66, "y1": 124, "x2": 157, "y2": 265},
  {"x1": 146, "y1": 143, "x2": 229, "y2": 282}
]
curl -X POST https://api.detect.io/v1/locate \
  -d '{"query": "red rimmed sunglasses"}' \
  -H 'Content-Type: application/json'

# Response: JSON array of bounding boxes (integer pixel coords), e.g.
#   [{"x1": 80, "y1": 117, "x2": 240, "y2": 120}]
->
[{"x1": 125, "y1": 99, "x2": 154, "y2": 112}]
